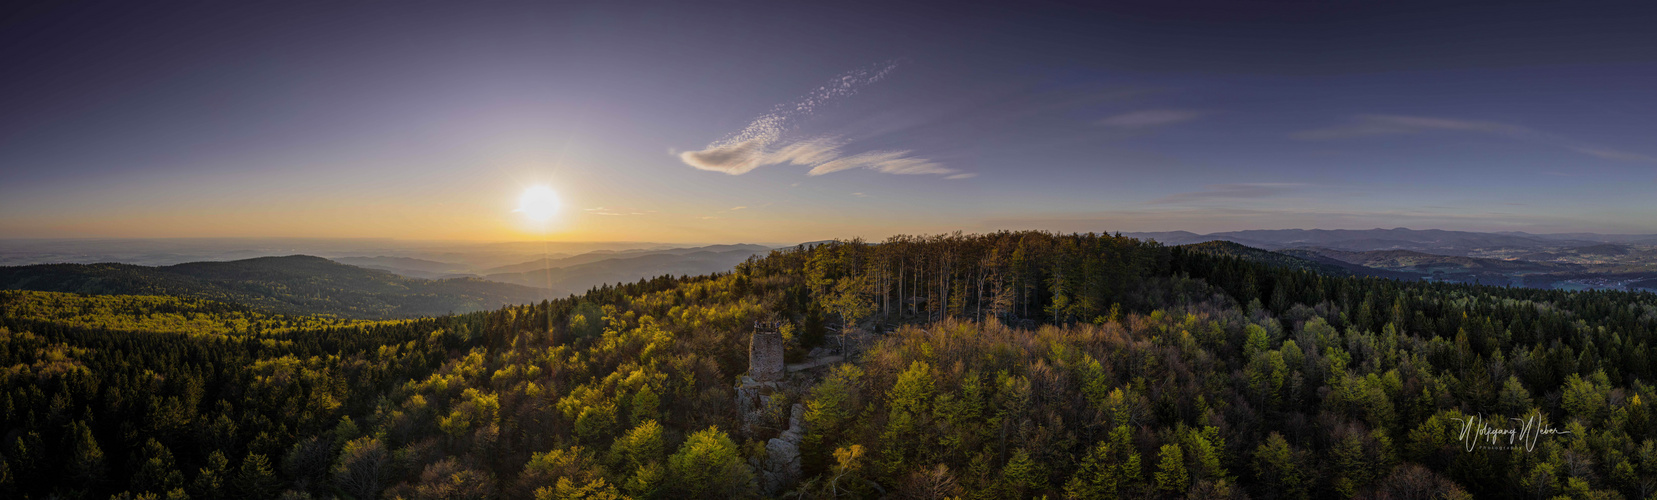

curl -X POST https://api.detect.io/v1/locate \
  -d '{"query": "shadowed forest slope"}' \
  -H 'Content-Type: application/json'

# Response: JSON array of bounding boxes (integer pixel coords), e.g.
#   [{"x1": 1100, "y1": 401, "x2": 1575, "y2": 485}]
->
[{"x1": 0, "y1": 255, "x2": 548, "y2": 318}]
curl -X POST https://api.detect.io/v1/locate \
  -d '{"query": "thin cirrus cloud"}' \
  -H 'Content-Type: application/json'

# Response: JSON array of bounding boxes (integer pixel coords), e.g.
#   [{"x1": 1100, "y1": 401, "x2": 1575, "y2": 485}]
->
[
  {"x1": 805, "y1": 149, "x2": 954, "y2": 176},
  {"x1": 1149, "y1": 183, "x2": 1310, "y2": 205},
  {"x1": 1292, "y1": 114, "x2": 1656, "y2": 162},
  {"x1": 1097, "y1": 109, "x2": 1204, "y2": 129},
  {"x1": 982, "y1": 206, "x2": 1574, "y2": 235},
  {"x1": 582, "y1": 207, "x2": 646, "y2": 216},
  {"x1": 678, "y1": 62, "x2": 972, "y2": 179},
  {"x1": 1570, "y1": 146, "x2": 1657, "y2": 163}
]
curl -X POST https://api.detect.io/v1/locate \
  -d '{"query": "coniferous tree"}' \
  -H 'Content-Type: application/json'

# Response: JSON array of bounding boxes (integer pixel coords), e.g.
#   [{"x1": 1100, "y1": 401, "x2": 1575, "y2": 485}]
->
[{"x1": 1155, "y1": 444, "x2": 1189, "y2": 494}]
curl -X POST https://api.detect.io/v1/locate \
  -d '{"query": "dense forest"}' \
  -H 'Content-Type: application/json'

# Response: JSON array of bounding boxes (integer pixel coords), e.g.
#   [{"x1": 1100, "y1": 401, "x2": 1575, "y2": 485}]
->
[{"x1": 3, "y1": 231, "x2": 1656, "y2": 499}]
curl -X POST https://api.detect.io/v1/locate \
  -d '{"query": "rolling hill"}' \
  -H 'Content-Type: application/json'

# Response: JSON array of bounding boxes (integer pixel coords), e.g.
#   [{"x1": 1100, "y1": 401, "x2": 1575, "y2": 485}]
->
[
  {"x1": 330, "y1": 255, "x2": 474, "y2": 279},
  {"x1": 1178, "y1": 240, "x2": 1424, "y2": 280},
  {"x1": 483, "y1": 248, "x2": 767, "y2": 293},
  {"x1": 1127, "y1": 227, "x2": 1589, "y2": 254},
  {"x1": 477, "y1": 244, "x2": 774, "y2": 275},
  {"x1": 0, "y1": 255, "x2": 549, "y2": 318},
  {"x1": 1281, "y1": 247, "x2": 1578, "y2": 273},
  {"x1": 1177, "y1": 240, "x2": 1352, "y2": 275}
]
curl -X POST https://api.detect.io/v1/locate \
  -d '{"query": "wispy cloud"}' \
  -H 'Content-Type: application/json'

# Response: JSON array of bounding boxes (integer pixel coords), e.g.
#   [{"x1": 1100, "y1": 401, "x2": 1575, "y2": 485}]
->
[
  {"x1": 678, "y1": 62, "x2": 972, "y2": 179},
  {"x1": 1097, "y1": 109, "x2": 1204, "y2": 129},
  {"x1": 1293, "y1": 114, "x2": 1655, "y2": 163},
  {"x1": 807, "y1": 149, "x2": 952, "y2": 176},
  {"x1": 1149, "y1": 183, "x2": 1309, "y2": 205},
  {"x1": 1570, "y1": 146, "x2": 1657, "y2": 163},
  {"x1": 1291, "y1": 115, "x2": 1531, "y2": 140},
  {"x1": 981, "y1": 206, "x2": 1588, "y2": 235},
  {"x1": 582, "y1": 206, "x2": 646, "y2": 216}
]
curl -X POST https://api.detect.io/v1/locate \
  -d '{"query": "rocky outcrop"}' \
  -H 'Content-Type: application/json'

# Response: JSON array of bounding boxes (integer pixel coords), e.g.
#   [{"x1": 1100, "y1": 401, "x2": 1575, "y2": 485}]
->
[
  {"x1": 735, "y1": 374, "x2": 776, "y2": 434},
  {"x1": 760, "y1": 403, "x2": 805, "y2": 495}
]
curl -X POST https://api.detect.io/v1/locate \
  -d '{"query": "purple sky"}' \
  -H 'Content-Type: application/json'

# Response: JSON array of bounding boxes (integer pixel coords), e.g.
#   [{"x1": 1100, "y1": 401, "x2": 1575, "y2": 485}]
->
[{"x1": 3, "y1": 1, "x2": 1656, "y2": 243}]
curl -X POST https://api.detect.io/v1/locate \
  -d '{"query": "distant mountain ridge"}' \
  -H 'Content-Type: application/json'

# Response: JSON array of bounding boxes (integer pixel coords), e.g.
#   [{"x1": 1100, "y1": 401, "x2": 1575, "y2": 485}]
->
[
  {"x1": 484, "y1": 248, "x2": 769, "y2": 293},
  {"x1": 1494, "y1": 232, "x2": 1657, "y2": 245},
  {"x1": 1281, "y1": 248, "x2": 1579, "y2": 273},
  {"x1": 476, "y1": 244, "x2": 774, "y2": 276},
  {"x1": 1124, "y1": 227, "x2": 1656, "y2": 255},
  {"x1": 1173, "y1": 239, "x2": 1657, "y2": 290},
  {"x1": 1177, "y1": 241, "x2": 1423, "y2": 281},
  {"x1": 1177, "y1": 241, "x2": 1350, "y2": 275},
  {"x1": 330, "y1": 256, "x2": 471, "y2": 278},
  {"x1": 0, "y1": 255, "x2": 548, "y2": 318}
]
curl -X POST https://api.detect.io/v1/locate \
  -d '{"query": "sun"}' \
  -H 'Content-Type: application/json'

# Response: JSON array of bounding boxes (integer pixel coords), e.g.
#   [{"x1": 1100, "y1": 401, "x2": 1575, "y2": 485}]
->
[{"x1": 514, "y1": 185, "x2": 561, "y2": 224}]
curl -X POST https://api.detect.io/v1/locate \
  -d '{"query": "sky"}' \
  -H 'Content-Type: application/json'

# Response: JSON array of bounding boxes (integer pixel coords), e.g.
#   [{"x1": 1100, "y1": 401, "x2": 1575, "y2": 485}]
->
[{"x1": 3, "y1": 1, "x2": 1657, "y2": 244}]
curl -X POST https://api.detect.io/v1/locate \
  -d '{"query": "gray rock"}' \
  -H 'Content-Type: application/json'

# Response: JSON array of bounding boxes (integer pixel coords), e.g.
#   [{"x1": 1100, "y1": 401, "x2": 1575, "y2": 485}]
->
[{"x1": 760, "y1": 404, "x2": 806, "y2": 494}]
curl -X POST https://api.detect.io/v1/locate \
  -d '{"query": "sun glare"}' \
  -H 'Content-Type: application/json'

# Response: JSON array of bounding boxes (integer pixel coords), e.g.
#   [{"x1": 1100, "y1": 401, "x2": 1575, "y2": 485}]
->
[{"x1": 515, "y1": 185, "x2": 561, "y2": 224}]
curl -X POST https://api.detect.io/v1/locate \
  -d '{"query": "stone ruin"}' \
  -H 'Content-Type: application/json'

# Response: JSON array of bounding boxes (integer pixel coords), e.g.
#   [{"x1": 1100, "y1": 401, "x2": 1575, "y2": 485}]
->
[
  {"x1": 736, "y1": 324, "x2": 785, "y2": 430},
  {"x1": 748, "y1": 328, "x2": 785, "y2": 383},
  {"x1": 734, "y1": 322, "x2": 803, "y2": 494}
]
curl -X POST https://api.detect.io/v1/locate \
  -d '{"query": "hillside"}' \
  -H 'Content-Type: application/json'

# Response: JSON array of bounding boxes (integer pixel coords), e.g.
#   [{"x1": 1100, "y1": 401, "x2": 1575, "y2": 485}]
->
[
  {"x1": 329, "y1": 256, "x2": 472, "y2": 279},
  {"x1": 0, "y1": 290, "x2": 382, "y2": 335},
  {"x1": 1180, "y1": 240, "x2": 1429, "y2": 281},
  {"x1": 1178, "y1": 240, "x2": 1352, "y2": 275},
  {"x1": 1282, "y1": 247, "x2": 1578, "y2": 272},
  {"x1": 478, "y1": 244, "x2": 774, "y2": 275},
  {"x1": 0, "y1": 255, "x2": 548, "y2": 318},
  {"x1": 484, "y1": 248, "x2": 769, "y2": 293},
  {"x1": 1123, "y1": 227, "x2": 1649, "y2": 255},
  {"x1": 4, "y1": 231, "x2": 1657, "y2": 499}
]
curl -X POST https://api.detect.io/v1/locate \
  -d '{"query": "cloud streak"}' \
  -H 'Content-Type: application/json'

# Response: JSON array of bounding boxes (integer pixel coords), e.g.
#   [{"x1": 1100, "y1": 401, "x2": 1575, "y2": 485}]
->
[
  {"x1": 1293, "y1": 114, "x2": 1655, "y2": 163},
  {"x1": 1149, "y1": 183, "x2": 1310, "y2": 205},
  {"x1": 981, "y1": 206, "x2": 1588, "y2": 235},
  {"x1": 582, "y1": 207, "x2": 646, "y2": 216},
  {"x1": 1097, "y1": 109, "x2": 1204, "y2": 129},
  {"x1": 807, "y1": 149, "x2": 953, "y2": 176},
  {"x1": 1570, "y1": 146, "x2": 1657, "y2": 163},
  {"x1": 679, "y1": 62, "x2": 972, "y2": 179}
]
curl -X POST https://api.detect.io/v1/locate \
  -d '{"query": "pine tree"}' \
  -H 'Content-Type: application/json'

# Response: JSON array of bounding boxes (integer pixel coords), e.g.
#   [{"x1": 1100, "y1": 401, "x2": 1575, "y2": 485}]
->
[
  {"x1": 1000, "y1": 448, "x2": 1046, "y2": 496},
  {"x1": 1155, "y1": 443, "x2": 1188, "y2": 494},
  {"x1": 132, "y1": 438, "x2": 184, "y2": 494},
  {"x1": 235, "y1": 453, "x2": 279, "y2": 499},
  {"x1": 191, "y1": 451, "x2": 230, "y2": 500},
  {"x1": 65, "y1": 420, "x2": 107, "y2": 487},
  {"x1": 1253, "y1": 433, "x2": 1306, "y2": 500},
  {"x1": 1184, "y1": 427, "x2": 1225, "y2": 481}
]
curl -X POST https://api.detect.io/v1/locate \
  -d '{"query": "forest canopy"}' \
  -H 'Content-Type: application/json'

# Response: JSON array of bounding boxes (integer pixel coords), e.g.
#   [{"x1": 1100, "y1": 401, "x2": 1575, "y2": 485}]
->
[{"x1": 3, "y1": 231, "x2": 1655, "y2": 499}]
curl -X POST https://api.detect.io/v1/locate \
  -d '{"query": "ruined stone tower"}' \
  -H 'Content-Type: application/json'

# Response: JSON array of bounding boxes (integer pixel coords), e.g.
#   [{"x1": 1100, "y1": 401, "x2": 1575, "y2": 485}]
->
[
  {"x1": 742, "y1": 324, "x2": 785, "y2": 433},
  {"x1": 735, "y1": 322, "x2": 803, "y2": 494},
  {"x1": 736, "y1": 322, "x2": 786, "y2": 436},
  {"x1": 748, "y1": 327, "x2": 785, "y2": 383}
]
